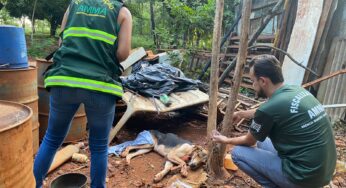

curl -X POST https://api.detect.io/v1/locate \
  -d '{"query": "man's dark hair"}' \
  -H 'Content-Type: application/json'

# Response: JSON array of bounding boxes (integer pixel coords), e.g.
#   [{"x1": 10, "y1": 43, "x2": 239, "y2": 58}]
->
[{"x1": 249, "y1": 55, "x2": 284, "y2": 84}]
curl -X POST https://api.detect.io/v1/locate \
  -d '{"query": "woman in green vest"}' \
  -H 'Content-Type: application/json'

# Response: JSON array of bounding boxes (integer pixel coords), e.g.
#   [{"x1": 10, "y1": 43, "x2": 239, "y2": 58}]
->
[{"x1": 33, "y1": 0, "x2": 132, "y2": 187}]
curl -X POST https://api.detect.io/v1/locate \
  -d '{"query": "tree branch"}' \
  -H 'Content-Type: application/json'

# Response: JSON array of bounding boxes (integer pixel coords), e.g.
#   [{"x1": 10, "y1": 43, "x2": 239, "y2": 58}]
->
[{"x1": 248, "y1": 45, "x2": 320, "y2": 77}]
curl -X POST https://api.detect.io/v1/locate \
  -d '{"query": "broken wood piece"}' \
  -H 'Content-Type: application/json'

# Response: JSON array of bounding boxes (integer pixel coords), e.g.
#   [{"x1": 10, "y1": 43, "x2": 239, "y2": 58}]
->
[
  {"x1": 236, "y1": 118, "x2": 245, "y2": 127},
  {"x1": 120, "y1": 47, "x2": 146, "y2": 71},
  {"x1": 234, "y1": 118, "x2": 246, "y2": 132},
  {"x1": 234, "y1": 125, "x2": 243, "y2": 132},
  {"x1": 48, "y1": 143, "x2": 84, "y2": 174},
  {"x1": 109, "y1": 90, "x2": 209, "y2": 143},
  {"x1": 237, "y1": 99, "x2": 252, "y2": 108},
  {"x1": 302, "y1": 69, "x2": 346, "y2": 88},
  {"x1": 234, "y1": 102, "x2": 241, "y2": 109},
  {"x1": 250, "y1": 101, "x2": 264, "y2": 109},
  {"x1": 217, "y1": 98, "x2": 226, "y2": 107}
]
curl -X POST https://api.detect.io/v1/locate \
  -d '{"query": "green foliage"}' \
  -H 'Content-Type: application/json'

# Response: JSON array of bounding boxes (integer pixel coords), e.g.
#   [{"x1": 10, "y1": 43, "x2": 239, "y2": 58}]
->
[
  {"x1": 167, "y1": 50, "x2": 183, "y2": 67},
  {"x1": 132, "y1": 35, "x2": 155, "y2": 49},
  {"x1": 42, "y1": 0, "x2": 69, "y2": 36},
  {"x1": 4, "y1": 0, "x2": 69, "y2": 36},
  {"x1": 239, "y1": 87, "x2": 255, "y2": 97},
  {"x1": 2, "y1": 0, "x2": 239, "y2": 64},
  {"x1": 154, "y1": 27, "x2": 174, "y2": 48},
  {"x1": 0, "y1": 8, "x2": 15, "y2": 25},
  {"x1": 125, "y1": 2, "x2": 147, "y2": 19},
  {"x1": 26, "y1": 35, "x2": 58, "y2": 58},
  {"x1": 5, "y1": 0, "x2": 45, "y2": 19},
  {"x1": 166, "y1": 48, "x2": 210, "y2": 81}
]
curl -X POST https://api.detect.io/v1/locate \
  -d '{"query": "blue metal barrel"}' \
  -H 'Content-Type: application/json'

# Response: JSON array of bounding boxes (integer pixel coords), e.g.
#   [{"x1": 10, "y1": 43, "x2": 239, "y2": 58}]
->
[{"x1": 0, "y1": 25, "x2": 28, "y2": 69}]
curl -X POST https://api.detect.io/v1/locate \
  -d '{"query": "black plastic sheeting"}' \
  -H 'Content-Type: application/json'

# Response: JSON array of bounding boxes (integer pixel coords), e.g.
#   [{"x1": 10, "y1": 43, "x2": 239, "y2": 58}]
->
[{"x1": 122, "y1": 61, "x2": 202, "y2": 97}]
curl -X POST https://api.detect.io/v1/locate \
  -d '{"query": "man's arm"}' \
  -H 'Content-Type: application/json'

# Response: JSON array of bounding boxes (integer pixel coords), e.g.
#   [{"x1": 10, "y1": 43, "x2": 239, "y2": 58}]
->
[
  {"x1": 116, "y1": 7, "x2": 132, "y2": 62},
  {"x1": 212, "y1": 130, "x2": 257, "y2": 147},
  {"x1": 236, "y1": 109, "x2": 257, "y2": 119}
]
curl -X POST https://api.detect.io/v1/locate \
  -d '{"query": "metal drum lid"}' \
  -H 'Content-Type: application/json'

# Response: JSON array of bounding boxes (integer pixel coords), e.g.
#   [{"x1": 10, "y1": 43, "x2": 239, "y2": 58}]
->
[{"x1": 0, "y1": 100, "x2": 32, "y2": 131}]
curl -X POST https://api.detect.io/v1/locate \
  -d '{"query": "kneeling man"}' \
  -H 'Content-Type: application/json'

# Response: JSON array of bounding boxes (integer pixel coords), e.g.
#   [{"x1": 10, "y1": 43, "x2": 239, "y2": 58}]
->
[{"x1": 212, "y1": 55, "x2": 336, "y2": 188}]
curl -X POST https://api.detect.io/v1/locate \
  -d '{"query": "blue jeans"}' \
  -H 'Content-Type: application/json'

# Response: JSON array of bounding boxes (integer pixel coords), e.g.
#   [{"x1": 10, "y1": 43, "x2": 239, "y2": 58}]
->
[
  {"x1": 231, "y1": 138, "x2": 303, "y2": 188},
  {"x1": 34, "y1": 87, "x2": 117, "y2": 188}
]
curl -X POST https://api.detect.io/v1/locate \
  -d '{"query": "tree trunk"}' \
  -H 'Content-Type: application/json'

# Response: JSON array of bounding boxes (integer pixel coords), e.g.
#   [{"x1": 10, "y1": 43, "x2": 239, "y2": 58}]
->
[
  {"x1": 182, "y1": 30, "x2": 187, "y2": 48},
  {"x1": 196, "y1": 31, "x2": 201, "y2": 48},
  {"x1": 139, "y1": 2, "x2": 143, "y2": 35},
  {"x1": 149, "y1": 0, "x2": 158, "y2": 48},
  {"x1": 206, "y1": 0, "x2": 227, "y2": 181},
  {"x1": 50, "y1": 17, "x2": 58, "y2": 37},
  {"x1": 22, "y1": 16, "x2": 26, "y2": 29},
  {"x1": 32, "y1": 19, "x2": 36, "y2": 34},
  {"x1": 207, "y1": 0, "x2": 252, "y2": 183},
  {"x1": 31, "y1": 0, "x2": 38, "y2": 42}
]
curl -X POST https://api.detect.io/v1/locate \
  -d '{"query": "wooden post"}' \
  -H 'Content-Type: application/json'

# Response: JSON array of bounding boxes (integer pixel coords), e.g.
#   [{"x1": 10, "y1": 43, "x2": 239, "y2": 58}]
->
[
  {"x1": 207, "y1": 0, "x2": 252, "y2": 181},
  {"x1": 222, "y1": 0, "x2": 251, "y2": 146},
  {"x1": 207, "y1": 0, "x2": 224, "y2": 136},
  {"x1": 206, "y1": 0, "x2": 225, "y2": 180}
]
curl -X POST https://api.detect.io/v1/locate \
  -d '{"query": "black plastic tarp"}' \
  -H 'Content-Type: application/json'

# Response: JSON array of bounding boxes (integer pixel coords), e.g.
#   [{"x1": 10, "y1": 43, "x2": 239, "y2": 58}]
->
[{"x1": 122, "y1": 62, "x2": 201, "y2": 97}]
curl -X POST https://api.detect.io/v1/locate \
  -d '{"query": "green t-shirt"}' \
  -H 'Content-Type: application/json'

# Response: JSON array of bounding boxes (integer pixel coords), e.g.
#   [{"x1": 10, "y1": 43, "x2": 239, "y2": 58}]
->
[{"x1": 250, "y1": 85, "x2": 336, "y2": 187}]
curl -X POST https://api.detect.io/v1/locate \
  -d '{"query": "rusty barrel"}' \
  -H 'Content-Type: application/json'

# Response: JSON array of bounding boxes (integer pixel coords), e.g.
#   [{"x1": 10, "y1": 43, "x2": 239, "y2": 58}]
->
[
  {"x1": 0, "y1": 66, "x2": 39, "y2": 155},
  {"x1": 36, "y1": 59, "x2": 87, "y2": 142},
  {"x1": 0, "y1": 100, "x2": 36, "y2": 187}
]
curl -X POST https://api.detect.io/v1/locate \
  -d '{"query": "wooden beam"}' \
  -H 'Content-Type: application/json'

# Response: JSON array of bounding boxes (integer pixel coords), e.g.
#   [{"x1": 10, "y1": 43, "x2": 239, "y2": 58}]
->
[
  {"x1": 221, "y1": 0, "x2": 251, "y2": 138},
  {"x1": 207, "y1": 0, "x2": 224, "y2": 136},
  {"x1": 120, "y1": 47, "x2": 146, "y2": 71}
]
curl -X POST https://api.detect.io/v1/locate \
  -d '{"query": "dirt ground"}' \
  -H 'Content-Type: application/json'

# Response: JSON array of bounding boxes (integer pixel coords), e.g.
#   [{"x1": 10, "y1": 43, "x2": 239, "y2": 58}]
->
[{"x1": 41, "y1": 110, "x2": 346, "y2": 188}]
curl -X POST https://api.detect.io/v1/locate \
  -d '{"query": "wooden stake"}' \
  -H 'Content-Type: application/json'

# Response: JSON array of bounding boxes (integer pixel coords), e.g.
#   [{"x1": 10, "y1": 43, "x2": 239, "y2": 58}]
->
[
  {"x1": 207, "y1": 0, "x2": 224, "y2": 136},
  {"x1": 221, "y1": 0, "x2": 252, "y2": 153}
]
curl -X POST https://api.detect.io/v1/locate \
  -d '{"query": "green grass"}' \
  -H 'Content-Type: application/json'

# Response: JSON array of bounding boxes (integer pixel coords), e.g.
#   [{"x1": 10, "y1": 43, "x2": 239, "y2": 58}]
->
[
  {"x1": 26, "y1": 35, "x2": 59, "y2": 58},
  {"x1": 26, "y1": 34, "x2": 156, "y2": 59}
]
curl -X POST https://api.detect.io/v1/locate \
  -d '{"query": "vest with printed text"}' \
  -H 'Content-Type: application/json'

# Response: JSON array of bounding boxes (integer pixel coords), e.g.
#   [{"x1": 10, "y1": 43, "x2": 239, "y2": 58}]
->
[{"x1": 45, "y1": 0, "x2": 124, "y2": 97}]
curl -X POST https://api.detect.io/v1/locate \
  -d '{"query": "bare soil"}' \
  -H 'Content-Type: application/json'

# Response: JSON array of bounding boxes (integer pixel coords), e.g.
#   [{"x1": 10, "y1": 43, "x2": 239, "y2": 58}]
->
[{"x1": 41, "y1": 111, "x2": 346, "y2": 188}]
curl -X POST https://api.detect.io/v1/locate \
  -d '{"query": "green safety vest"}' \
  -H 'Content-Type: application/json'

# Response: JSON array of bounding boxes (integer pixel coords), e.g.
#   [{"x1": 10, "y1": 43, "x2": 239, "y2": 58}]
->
[{"x1": 45, "y1": 0, "x2": 124, "y2": 97}]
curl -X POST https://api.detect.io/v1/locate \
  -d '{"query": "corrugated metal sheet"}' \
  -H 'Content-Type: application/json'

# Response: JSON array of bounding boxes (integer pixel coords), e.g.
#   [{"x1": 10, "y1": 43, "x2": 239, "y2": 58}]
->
[
  {"x1": 317, "y1": 38, "x2": 346, "y2": 122},
  {"x1": 339, "y1": 0, "x2": 346, "y2": 36},
  {"x1": 282, "y1": 0, "x2": 324, "y2": 85}
]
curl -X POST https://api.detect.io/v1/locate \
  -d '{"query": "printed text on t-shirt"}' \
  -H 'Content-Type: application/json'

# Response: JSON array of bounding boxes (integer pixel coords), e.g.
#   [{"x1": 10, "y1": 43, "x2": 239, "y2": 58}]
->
[{"x1": 290, "y1": 91, "x2": 311, "y2": 113}]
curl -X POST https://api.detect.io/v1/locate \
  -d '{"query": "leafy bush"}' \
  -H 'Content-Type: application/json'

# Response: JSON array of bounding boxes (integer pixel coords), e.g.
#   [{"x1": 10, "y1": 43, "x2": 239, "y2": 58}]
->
[
  {"x1": 132, "y1": 35, "x2": 155, "y2": 50},
  {"x1": 26, "y1": 35, "x2": 58, "y2": 58}
]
